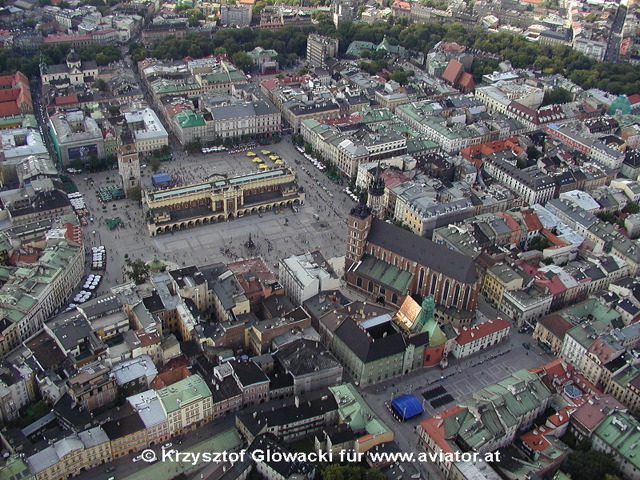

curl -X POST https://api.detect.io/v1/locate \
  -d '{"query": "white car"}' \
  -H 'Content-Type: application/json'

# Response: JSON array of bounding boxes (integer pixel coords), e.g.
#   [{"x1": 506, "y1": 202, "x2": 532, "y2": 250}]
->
[
  {"x1": 132, "y1": 456, "x2": 142, "y2": 462},
  {"x1": 162, "y1": 443, "x2": 173, "y2": 449}
]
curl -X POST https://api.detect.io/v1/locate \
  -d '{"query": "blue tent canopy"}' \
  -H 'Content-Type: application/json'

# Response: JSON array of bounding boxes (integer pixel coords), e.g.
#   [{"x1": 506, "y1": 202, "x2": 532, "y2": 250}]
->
[
  {"x1": 152, "y1": 173, "x2": 171, "y2": 185},
  {"x1": 390, "y1": 394, "x2": 423, "y2": 421}
]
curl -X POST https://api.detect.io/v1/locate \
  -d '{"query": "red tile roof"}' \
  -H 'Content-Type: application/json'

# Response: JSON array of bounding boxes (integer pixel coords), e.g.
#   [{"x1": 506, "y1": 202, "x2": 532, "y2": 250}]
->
[
  {"x1": 151, "y1": 365, "x2": 191, "y2": 389},
  {"x1": 546, "y1": 407, "x2": 574, "y2": 427},
  {"x1": 519, "y1": 425, "x2": 554, "y2": 452},
  {"x1": 43, "y1": 33, "x2": 92, "y2": 43},
  {"x1": 260, "y1": 79, "x2": 278, "y2": 91},
  {"x1": 392, "y1": 0, "x2": 411, "y2": 9},
  {"x1": 441, "y1": 59, "x2": 463, "y2": 85},
  {"x1": 63, "y1": 223, "x2": 83, "y2": 245},
  {"x1": 459, "y1": 137, "x2": 524, "y2": 160},
  {"x1": 381, "y1": 169, "x2": 410, "y2": 189},
  {"x1": 458, "y1": 72, "x2": 475, "y2": 91},
  {"x1": 522, "y1": 209, "x2": 543, "y2": 232},
  {"x1": 0, "y1": 102, "x2": 18, "y2": 117},
  {"x1": 54, "y1": 94, "x2": 79, "y2": 106},
  {"x1": 439, "y1": 42, "x2": 466, "y2": 53},
  {"x1": 542, "y1": 228, "x2": 567, "y2": 247},
  {"x1": 455, "y1": 318, "x2": 510, "y2": 345}
]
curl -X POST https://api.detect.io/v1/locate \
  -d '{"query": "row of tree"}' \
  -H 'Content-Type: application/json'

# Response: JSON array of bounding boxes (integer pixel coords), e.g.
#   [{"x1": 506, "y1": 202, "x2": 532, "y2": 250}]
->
[
  {"x1": 128, "y1": 16, "x2": 640, "y2": 96},
  {"x1": 4, "y1": 13, "x2": 640, "y2": 96}
]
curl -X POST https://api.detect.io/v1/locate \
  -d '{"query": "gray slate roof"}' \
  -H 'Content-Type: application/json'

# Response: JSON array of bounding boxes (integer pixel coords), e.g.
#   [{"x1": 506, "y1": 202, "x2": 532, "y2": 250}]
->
[{"x1": 367, "y1": 218, "x2": 477, "y2": 284}]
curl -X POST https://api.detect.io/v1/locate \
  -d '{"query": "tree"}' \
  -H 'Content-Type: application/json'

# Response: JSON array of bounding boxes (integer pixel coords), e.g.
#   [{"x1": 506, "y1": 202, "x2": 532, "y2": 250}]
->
[
  {"x1": 105, "y1": 154, "x2": 117, "y2": 168},
  {"x1": 527, "y1": 145, "x2": 541, "y2": 161},
  {"x1": 185, "y1": 138, "x2": 203, "y2": 154},
  {"x1": 188, "y1": 15, "x2": 201, "y2": 27},
  {"x1": 129, "y1": 188, "x2": 142, "y2": 202},
  {"x1": 624, "y1": 202, "x2": 639, "y2": 214},
  {"x1": 319, "y1": 464, "x2": 385, "y2": 480},
  {"x1": 149, "y1": 157, "x2": 161, "y2": 173},
  {"x1": 232, "y1": 51, "x2": 253, "y2": 73},
  {"x1": 529, "y1": 236, "x2": 551, "y2": 252},
  {"x1": 88, "y1": 154, "x2": 102, "y2": 171},
  {"x1": 542, "y1": 87, "x2": 573, "y2": 106},
  {"x1": 564, "y1": 449, "x2": 621, "y2": 480},
  {"x1": 69, "y1": 159, "x2": 83, "y2": 171},
  {"x1": 93, "y1": 78, "x2": 108, "y2": 92},
  {"x1": 125, "y1": 258, "x2": 150, "y2": 285},
  {"x1": 390, "y1": 69, "x2": 408, "y2": 85}
]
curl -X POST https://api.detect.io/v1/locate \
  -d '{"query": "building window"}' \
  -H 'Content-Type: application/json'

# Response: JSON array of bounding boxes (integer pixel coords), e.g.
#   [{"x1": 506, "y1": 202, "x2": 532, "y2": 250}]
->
[
  {"x1": 463, "y1": 286, "x2": 471, "y2": 308},
  {"x1": 356, "y1": 277, "x2": 362, "y2": 288},
  {"x1": 453, "y1": 285, "x2": 461, "y2": 306},
  {"x1": 392, "y1": 293, "x2": 398, "y2": 304},
  {"x1": 430, "y1": 274, "x2": 437, "y2": 296},
  {"x1": 442, "y1": 281, "x2": 450, "y2": 302},
  {"x1": 418, "y1": 268, "x2": 425, "y2": 293},
  {"x1": 367, "y1": 281, "x2": 374, "y2": 293}
]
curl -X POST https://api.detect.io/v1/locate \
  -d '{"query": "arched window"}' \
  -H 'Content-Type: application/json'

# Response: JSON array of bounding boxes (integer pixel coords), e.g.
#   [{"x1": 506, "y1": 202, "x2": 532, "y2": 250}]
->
[
  {"x1": 379, "y1": 287, "x2": 386, "y2": 296},
  {"x1": 392, "y1": 293, "x2": 398, "y2": 305},
  {"x1": 442, "y1": 280, "x2": 450, "y2": 302},
  {"x1": 463, "y1": 286, "x2": 471, "y2": 308},
  {"x1": 367, "y1": 281, "x2": 374, "y2": 292},
  {"x1": 430, "y1": 274, "x2": 438, "y2": 296},
  {"x1": 418, "y1": 268, "x2": 425, "y2": 293},
  {"x1": 453, "y1": 284, "x2": 461, "y2": 306},
  {"x1": 356, "y1": 277, "x2": 362, "y2": 288}
]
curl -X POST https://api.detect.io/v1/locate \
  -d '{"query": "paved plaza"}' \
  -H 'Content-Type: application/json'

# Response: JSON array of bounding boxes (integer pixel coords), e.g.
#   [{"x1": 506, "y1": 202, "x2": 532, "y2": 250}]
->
[{"x1": 74, "y1": 139, "x2": 354, "y2": 297}]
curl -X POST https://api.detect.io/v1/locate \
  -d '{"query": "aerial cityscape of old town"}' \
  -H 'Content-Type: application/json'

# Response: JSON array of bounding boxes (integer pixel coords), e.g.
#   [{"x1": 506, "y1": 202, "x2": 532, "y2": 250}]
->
[{"x1": 0, "y1": 0, "x2": 640, "y2": 479}]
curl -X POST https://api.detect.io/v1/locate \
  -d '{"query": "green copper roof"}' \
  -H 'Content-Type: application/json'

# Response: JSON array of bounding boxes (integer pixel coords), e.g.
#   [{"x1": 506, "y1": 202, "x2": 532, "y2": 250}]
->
[
  {"x1": 175, "y1": 110, "x2": 205, "y2": 128},
  {"x1": 157, "y1": 374, "x2": 212, "y2": 413}
]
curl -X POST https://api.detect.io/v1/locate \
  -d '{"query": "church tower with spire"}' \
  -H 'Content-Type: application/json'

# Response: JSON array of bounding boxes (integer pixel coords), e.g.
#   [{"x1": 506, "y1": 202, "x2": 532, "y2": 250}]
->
[
  {"x1": 117, "y1": 124, "x2": 141, "y2": 197},
  {"x1": 367, "y1": 160, "x2": 386, "y2": 219}
]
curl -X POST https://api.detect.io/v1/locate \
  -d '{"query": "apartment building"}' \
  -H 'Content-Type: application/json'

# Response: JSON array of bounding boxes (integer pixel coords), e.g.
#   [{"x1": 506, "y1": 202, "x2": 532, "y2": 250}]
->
[
  {"x1": 124, "y1": 108, "x2": 168, "y2": 154},
  {"x1": 485, "y1": 158, "x2": 555, "y2": 206},
  {"x1": 279, "y1": 251, "x2": 340, "y2": 305},
  {"x1": 306, "y1": 34, "x2": 338, "y2": 68},
  {"x1": 66, "y1": 362, "x2": 117, "y2": 412},
  {"x1": 103, "y1": 411, "x2": 148, "y2": 458},
  {"x1": 157, "y1": 374, "x2": 213, "y2": 435},
  {"x1": 301, "y1": 119, "x2": 407, "y2": 177},
  {"x1": 0, "y1": 240, "x2": 84, "y2": 356},
  {"x1": 49, "y1": 111, "x2": 105, "y2": 166},
  {"x1": 127, "y1": 390, "x2": 170, "y2": 446},
  {"x1": 25, "y1": 427, "x2": 111, "y2": 480}
]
